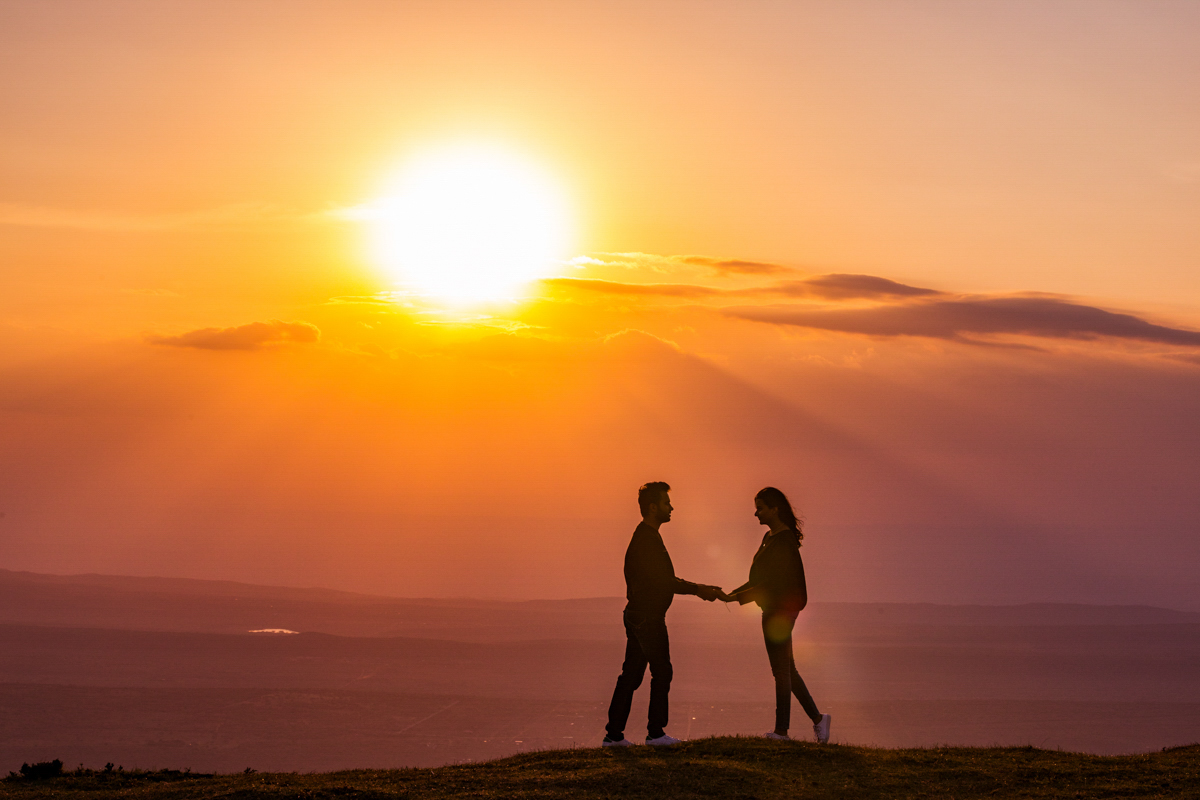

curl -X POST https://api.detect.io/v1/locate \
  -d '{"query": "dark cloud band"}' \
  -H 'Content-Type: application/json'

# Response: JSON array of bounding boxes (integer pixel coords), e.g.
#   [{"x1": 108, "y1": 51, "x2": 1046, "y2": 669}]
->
[{"x1": 726, "y1": 296, "x2": 1200, "y2": 347}]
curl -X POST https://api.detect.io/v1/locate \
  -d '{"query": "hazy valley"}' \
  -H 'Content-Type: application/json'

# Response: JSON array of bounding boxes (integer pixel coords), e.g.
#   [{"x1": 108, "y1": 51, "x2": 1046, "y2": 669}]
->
[{"x1": 2, "y1": 569, "x2": 1198, "y2": 772}]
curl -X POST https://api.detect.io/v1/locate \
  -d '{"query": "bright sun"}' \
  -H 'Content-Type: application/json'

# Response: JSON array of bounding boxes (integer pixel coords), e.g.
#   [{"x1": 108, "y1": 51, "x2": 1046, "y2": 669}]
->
[{"x1": 364, "y1": 144, "x2": 574, "y2": 306}]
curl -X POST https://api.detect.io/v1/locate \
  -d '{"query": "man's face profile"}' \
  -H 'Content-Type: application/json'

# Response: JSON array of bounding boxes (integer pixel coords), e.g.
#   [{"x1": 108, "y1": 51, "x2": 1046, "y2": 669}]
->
[{"x1": 653, "y1": 492, "x2": 673, "y2": 524}]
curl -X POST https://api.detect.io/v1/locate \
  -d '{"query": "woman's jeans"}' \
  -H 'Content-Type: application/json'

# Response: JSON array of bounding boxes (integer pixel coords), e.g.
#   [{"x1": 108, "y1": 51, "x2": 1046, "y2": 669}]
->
[{"x1": 762, "y1": 610, "x2": 820, "y2": 733}]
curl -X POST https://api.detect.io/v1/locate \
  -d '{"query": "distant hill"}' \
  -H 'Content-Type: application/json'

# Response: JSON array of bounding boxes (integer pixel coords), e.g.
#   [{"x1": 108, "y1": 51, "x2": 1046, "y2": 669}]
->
[
  {"x1": 3, "y1": 738, "x2": 1198, "y2": 799},
  {"x1": 3, "y1": 568, "x2": 1197, "y2": 641},
  {"x1": 0, "y1": 568, "x2": 624, "y2": 640},
  {"x1": 805, "y1": 601, "x2": 1200, "y2": 628}
]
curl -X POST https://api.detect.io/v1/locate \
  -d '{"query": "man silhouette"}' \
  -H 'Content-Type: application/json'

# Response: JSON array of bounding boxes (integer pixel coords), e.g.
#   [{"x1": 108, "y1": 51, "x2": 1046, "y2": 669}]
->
[{"x1": 602, "y1": 481, "x2": 722, "y2": 747}]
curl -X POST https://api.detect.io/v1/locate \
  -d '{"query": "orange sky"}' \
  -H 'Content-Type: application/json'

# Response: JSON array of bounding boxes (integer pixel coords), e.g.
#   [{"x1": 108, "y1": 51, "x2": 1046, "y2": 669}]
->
[{"x1": 2, "y1": 1, "x2": 1199, "y2": 607}]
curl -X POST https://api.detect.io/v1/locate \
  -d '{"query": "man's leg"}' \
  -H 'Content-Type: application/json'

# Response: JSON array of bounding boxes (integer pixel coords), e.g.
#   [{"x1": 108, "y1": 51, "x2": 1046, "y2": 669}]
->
[
  {"x1": 635, "y1": 615, "x2": 673, "y2": 739},
  {"x1": 605, "y1": 613, "x2": 648, "y2": 741}
]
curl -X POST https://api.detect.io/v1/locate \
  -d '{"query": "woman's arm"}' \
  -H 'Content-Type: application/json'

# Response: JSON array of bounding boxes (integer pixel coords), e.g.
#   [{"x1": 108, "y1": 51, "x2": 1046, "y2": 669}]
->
[
  {"x1": 778, "y1": 545, "x2": 807, "y2": 611},
  {"x1": 727, "y1": 580, "x2": 758, "y2": 605},
  {"x1": 794, "y1": 558, "x2": 808, "y2": 612}
]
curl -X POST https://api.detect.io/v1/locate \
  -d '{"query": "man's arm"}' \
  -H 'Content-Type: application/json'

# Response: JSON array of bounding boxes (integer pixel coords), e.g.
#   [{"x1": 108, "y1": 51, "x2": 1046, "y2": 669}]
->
[{"x1": 674, "y1": 577, "x2": 723, "y2": 602}]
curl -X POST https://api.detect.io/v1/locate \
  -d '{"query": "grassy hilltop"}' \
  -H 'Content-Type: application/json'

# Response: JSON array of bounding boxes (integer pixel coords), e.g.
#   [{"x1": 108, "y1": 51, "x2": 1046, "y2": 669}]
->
[{"x1": 4, "y1": 738, "x2": 1199, "y2": 799}]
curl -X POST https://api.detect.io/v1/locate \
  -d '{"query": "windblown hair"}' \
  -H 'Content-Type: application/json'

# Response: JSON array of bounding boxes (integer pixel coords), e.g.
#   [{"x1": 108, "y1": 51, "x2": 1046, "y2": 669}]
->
[
  {"x1": 638, "y1": 481, "x2": 671, "y2": 515},
  {"x1": 755, "y1": 486, "x2": 803, "y2": 539}
]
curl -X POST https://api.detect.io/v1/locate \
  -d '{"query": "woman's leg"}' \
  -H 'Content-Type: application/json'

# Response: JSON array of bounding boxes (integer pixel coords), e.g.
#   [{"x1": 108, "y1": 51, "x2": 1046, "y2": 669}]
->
[
  {"x1": 789, "y1": 657, "x2": 822, "y2": 724},
  {"x1": 762, "y1": 612, "x2": 797, "y2": 734}
]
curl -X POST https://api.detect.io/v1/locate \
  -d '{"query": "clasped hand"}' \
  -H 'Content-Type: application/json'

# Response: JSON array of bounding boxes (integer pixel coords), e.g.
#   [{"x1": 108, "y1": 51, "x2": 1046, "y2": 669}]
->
[{"x1": 696, "y1": 584, "x2": 734, "y2": 603}]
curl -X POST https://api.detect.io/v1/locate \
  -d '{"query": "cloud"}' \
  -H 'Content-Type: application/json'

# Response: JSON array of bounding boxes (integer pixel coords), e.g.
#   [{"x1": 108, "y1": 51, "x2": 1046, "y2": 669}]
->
[
  {"x1": 674, "y1": 255, "x2": 795, "y2": 275},
  {"x1": 564, "y1": 252, "x2": 669, "y2": 272},
  {"x1": 1168, "y1": 353, "x2": 1200, "y2": 366},
  {"x1": 542, "y1": 272, "x2": 1200, "y2": 350},
  {"x1": 325, "y1": 295, "x2": 406, "y2": 307},
  {"x1": 782, "y1": 274, "x2": 941, "y2": 300},
  {"x1": 542, "y1": 277, "x2": 726, "y2": 298},
  {"x1": 726, "y1": 296, "x2": 1200, "y2": 347},
  {"x1": 572, "y1": 253, "x2": 937, "y2": 298},
  {"x1": 578, "y1": 252, "x2": 795, "y2": 275},
  {"x1": 600, "y1": 328, "x2": 681, "y2": 355},
  {"x1": 542, "y1": 273, "x2": 937, "y2": 302},
  {"x1": 150, "y1": 320, "x2": 321, "y2": 351}
]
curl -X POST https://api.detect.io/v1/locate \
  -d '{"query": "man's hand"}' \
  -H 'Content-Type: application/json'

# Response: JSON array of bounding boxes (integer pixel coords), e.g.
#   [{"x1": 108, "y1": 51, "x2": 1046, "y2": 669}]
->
[
  {"x1": 716, "y1": 589, "x2": 734, "y2": 603},
  {"x1": 696, "y1": 584, "x2": 724, "y2": 602}
]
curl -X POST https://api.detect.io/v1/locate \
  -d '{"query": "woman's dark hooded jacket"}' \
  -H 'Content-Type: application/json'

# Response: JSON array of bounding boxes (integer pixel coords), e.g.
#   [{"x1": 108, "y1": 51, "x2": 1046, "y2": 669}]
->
[{"x1": 730, "y1": 528, "x2": 807, "y2": 617}]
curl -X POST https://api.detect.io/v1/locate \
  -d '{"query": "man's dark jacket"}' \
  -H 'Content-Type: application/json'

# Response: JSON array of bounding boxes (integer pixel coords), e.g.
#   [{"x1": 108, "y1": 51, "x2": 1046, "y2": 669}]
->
[
  {"x1": 624, "y1": 522, "x2": 703, "y2": 621},
  {"x1": 730, "y1": 529, "x2": 807, "y2": 616}
]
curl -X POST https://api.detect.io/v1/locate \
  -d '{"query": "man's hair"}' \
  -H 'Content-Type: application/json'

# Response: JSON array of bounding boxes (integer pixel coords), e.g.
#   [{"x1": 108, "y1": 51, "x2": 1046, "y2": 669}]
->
[{"x1": 638, "y1": 481, "x2": 671, "y2": 515}]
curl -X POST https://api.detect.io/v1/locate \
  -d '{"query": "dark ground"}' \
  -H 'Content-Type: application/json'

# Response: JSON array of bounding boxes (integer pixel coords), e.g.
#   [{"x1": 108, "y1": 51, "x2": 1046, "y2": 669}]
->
[{"x1": 4, "y1": 739, "x2": 1200, "y2": 800}]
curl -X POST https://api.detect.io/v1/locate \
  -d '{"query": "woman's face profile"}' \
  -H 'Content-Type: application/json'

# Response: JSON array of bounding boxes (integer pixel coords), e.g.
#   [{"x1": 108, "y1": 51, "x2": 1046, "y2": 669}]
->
[{"x1": 754, "y1": 498, "x2": 779, "y2": 527}]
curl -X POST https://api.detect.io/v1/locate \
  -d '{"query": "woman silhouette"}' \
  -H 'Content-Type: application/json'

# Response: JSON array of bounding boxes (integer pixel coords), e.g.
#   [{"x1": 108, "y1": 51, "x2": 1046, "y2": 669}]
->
[{"x1": 727, "y1": 487, "x2": 830, "y2": 743}]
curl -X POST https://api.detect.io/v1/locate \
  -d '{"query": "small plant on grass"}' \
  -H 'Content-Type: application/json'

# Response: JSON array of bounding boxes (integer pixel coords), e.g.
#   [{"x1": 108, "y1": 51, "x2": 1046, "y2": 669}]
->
[{"x1": 11, "y1": 759, "x2": 64, "y2": 780}]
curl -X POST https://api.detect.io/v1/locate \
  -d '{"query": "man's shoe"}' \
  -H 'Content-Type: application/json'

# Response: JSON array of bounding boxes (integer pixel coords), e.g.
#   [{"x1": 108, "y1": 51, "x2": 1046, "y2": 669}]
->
[
  {"x1": 814, "y1": 713, "x2": 831, "y2": 744},
  {"x1": 763, "y1": 731, "x2": 790, "y2": 740},
  {"x1": 602, "y1": 736, "x2": 634, "y2": 747},
  {"x1": 645, "y1": 734, "x2": 682, "y2": 746}
]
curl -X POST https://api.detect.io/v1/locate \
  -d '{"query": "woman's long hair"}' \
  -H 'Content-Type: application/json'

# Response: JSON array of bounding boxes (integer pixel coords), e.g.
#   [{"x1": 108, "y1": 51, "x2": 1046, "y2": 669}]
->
[{"x1": 755, "y1": 486, "x2": 803, "y2": 540}]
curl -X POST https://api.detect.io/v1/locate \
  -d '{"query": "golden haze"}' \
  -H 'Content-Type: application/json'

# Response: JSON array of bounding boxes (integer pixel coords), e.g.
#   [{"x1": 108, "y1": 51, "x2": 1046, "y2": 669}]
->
[{"x1": 1, "y1": 2, "x2": 1199, "y2": 609}]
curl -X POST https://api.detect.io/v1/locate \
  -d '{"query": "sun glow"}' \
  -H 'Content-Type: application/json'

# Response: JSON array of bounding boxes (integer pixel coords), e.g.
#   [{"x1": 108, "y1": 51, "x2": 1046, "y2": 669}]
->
[{"x1": 363, "y1": 144, "x2": 574, "y2": 306}]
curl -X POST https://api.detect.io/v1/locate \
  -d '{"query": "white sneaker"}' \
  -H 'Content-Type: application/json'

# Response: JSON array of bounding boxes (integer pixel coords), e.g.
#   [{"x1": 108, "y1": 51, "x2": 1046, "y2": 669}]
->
[
  {"x1": 814, "y1": 713, "x2": 831, "y2": 744},
  {"x1": 602, "y1": 737, "x2": 634, "y2": 747},
  {"x1": 645, "y1": 734, "x2": 682, "y2": 746},
  {"x1": 763, "y1": 731, "x2": 791, "y2": 741}
]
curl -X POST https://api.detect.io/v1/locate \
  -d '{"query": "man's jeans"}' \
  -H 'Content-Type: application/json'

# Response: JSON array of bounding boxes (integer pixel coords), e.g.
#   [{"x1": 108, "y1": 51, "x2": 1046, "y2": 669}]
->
[{"x1": 605, "y1": 609, "x2": 672, "y2": 740}]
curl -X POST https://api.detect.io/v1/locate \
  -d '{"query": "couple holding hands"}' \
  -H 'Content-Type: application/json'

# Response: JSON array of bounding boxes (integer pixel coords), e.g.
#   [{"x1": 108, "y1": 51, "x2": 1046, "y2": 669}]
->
[{"x1": 602, "y1": 482, "x2": 830, "y2": 748}]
